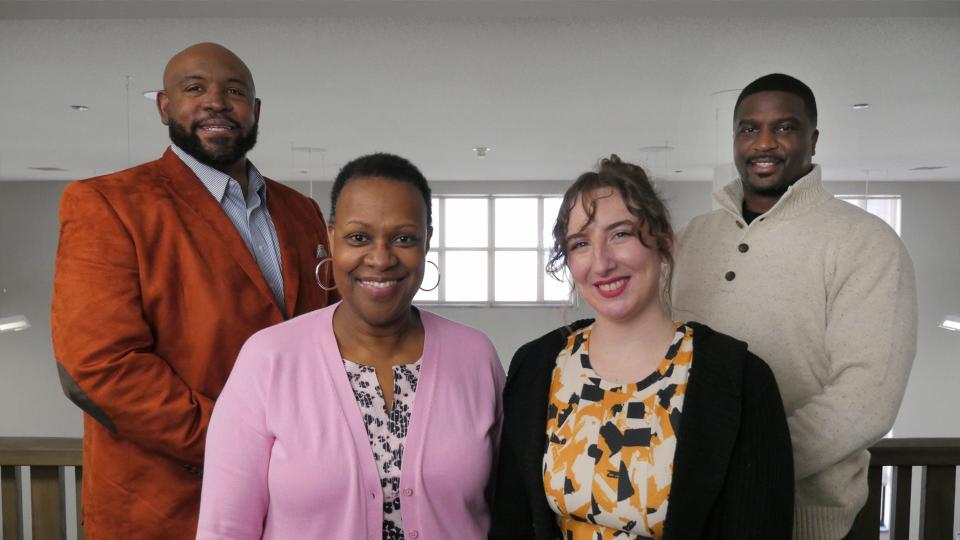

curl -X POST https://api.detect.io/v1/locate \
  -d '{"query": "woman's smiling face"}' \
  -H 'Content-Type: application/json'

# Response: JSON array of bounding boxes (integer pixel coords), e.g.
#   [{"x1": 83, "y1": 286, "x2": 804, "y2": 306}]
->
[
  {"x1": 328, "y1": 176, "x2": 431, "y2": 329},
  {"x1": 564, "y1": 188, "x2": 665, "y2": 325}
]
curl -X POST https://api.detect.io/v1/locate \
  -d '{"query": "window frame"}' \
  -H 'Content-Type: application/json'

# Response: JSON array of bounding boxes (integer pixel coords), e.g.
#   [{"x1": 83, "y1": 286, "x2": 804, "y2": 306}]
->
[{"x1": 414, "y1": 194, "x2": 575, "y2": 307}]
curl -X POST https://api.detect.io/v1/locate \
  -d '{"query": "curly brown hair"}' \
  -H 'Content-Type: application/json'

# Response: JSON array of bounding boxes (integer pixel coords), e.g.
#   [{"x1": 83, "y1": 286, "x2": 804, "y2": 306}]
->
[{"x1": 546, "y1": 154, "x2": 675, "y2": 311}]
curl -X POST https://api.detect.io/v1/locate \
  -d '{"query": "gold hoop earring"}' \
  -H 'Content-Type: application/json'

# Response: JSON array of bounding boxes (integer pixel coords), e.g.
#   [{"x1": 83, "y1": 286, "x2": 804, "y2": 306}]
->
[
  {"x1": 315, "y1": 257, "x2": 337, "y2": 291},
  {"x1": 420, "y1": 260, "x2": 440, "y2": 292}
]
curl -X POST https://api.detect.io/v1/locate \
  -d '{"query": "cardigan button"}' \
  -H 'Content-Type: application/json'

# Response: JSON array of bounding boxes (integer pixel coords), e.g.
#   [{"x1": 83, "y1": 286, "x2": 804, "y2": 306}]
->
[
  {"x1": 408, "y1": 530, "x2": 420, "y2": 539},
  {"x1": 402, "y1": 488, "x2": 413, "y2": 497},
  {"x1": 725, "y1": 271, "x2": 736, "y2": 281}
]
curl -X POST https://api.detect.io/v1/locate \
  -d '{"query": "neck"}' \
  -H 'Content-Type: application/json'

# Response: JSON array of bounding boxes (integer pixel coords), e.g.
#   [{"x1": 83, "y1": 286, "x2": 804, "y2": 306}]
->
[
  {"x1": 592, "y1": 304, "x2": 675, "y2": 347},
  {"x1": 332, "y1": 304, "x2": 423, "y2": 365},
  {"x1": 218, "y1": 159, "x2": 250, "y2": 197},
  {"x1": 742, "y1": 191, "x2": 780, "y2": 214}
]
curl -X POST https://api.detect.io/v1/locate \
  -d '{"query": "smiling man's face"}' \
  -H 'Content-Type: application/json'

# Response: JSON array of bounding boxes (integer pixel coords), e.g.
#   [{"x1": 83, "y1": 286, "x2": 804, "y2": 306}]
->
[
  {"x1": 157, "y1": 43, "x2": 260, "y2": 171},
  {"x1": 733, "y1": 90, "x2": 818, "y2": 203}
]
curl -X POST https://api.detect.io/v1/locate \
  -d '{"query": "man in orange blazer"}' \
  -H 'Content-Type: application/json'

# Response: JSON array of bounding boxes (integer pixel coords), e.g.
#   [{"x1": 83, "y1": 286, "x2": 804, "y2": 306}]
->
[{"x1": 51, "y1": 42, "x2": 338, "y2": 539}]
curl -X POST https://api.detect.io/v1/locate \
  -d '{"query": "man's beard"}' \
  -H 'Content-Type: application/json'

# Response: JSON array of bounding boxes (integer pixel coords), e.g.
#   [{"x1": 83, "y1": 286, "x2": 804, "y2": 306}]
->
[{"x1": 168, "y1": 118, "x2": 258, "y2": 169}]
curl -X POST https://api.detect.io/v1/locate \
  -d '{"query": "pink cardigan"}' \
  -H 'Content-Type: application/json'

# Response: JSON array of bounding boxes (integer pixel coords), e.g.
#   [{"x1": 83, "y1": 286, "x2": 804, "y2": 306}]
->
[{"x1": 197, "y1": 304, "x2": 505, "y2": 540}]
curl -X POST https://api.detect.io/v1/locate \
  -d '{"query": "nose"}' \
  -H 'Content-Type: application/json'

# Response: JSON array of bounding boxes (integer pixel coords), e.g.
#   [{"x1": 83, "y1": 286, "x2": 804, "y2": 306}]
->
[
  {"x1": 753, "y1": 126, "x2": 779, "y2": 152},
  {"x1": 591, "y1": 242, "x2": 616, "y2": 275},
  {"x1": 203, "y1": 86, "x2": 232, "y2": 112},
  {"x1": 365, "y1": 240, "x2": 397, "y2": 269}
]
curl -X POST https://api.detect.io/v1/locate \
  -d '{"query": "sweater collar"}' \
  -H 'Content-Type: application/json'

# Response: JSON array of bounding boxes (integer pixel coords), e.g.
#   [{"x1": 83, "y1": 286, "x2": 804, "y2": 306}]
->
[{"x1": 714, "y1": 164, "x2": 832, "y2": 221}]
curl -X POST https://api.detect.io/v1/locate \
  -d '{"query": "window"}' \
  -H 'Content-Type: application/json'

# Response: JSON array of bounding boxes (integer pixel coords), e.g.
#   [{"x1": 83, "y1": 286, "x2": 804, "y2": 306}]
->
[
  {"x1": 837, "y1": 195, "x2": 901, "y2": 236},
  {"x1": 838, "y1": 193, "x2": 901, "y2": 532},
  {"x1": 413, "y1": 196, "x2": 573, "y2": 306}
]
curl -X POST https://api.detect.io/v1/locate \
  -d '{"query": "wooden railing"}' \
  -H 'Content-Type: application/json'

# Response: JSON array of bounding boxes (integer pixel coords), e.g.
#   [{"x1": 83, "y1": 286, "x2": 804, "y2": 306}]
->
[
  {"x1": 852, "y1": 438, "x2": 960, "y2": 540},
  {"x1": 0, "y1": 437, "x2": 82, "y2": 540},
  {"x1": 1, "y1": 437, "x2": 958, "y2": 540}
]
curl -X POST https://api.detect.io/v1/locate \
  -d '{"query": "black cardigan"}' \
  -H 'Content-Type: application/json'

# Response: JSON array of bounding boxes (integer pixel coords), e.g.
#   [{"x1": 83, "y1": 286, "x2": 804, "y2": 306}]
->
[{"x1": 490, "y1": 320, "x2": 793, "y2": 540}]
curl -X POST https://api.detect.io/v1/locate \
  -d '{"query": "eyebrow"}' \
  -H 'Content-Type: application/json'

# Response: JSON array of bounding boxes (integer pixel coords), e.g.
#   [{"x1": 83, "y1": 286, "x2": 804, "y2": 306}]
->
[
  {"x1": 179, "y1": 75, "x2": 250, "y2": 88},
  {"x1": 737, "y1": 114, "x2": 802, "y2": 125}
]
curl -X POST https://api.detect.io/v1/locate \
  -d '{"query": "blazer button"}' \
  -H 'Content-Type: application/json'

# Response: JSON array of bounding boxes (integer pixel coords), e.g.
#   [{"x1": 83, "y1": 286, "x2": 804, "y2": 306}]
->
[
  {"x1": 738, "y1": 243, "x2": 749, "y2": 253},
  {"x1": 725, "y1": 271, "x2": 736, "y2": 281}
]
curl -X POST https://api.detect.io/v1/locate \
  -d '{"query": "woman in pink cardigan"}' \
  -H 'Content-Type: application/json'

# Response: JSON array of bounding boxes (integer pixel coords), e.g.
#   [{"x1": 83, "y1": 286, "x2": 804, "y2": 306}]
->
[{"x1": 197, "y1": 153, "x2": 505, "y2": 540}]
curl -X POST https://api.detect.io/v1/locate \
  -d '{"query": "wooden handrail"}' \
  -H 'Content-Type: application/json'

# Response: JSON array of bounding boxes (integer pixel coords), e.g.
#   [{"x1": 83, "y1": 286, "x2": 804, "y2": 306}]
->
[
  {"x1": 1, "y1": 437, "x2": 957, "y2": 540},
  {"x1": 1, "y1": 437, "x2": 83, "y2": 540},
  {"x1": 853, "y1": 438, "x2": 960, "y2": 540}
]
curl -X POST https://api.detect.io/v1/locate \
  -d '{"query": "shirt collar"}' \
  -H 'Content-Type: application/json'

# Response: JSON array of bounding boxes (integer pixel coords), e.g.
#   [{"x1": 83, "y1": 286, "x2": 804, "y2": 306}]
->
[
  {"x1": 170, "y1": 144, "x2": 267, "y2": 204},
  {"x1": 713, "y1": 164, "x2": 829, "y2": 220}
]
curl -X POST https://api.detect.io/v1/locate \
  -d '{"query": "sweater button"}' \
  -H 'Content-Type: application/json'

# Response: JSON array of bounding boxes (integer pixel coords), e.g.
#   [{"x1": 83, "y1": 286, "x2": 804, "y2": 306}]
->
[
  {"x1": 736, "y1": 221, "x2": 745, "y2": 229},
  {"x1": 402, "y1": 488, "x2": 413, "y2": 497},
  {"x1": 408, "y1": 530, "x2": 420, "y2": 539},
  {"x1": 725, "y1": 271, "x2": 736, "y2": 281},
  {"x1": 738, "y1": 243, "x2": 749, "y2": 253}
]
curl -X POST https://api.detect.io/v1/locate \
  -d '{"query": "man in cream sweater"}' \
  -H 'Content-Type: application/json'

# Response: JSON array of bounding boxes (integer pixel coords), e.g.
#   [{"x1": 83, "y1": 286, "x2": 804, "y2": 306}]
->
[{"x1": 671, "y1": 73, "x2": 917, "y2": 540}]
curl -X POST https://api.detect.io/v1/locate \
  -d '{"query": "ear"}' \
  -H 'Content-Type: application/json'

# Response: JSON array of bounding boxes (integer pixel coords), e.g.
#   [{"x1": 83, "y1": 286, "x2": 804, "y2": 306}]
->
[
  {"x1": 253, "y1": 97, "x2": 261, "y2": 123},
  {"x1": 156, "y1": 91, "x2": 170, "y2": 125},
  {"x1": 326, "y1": 223, "x2": 336, "y2": 256},
  {"x1": 811, "y1": 128, "x2": 820, "y2": 156}
]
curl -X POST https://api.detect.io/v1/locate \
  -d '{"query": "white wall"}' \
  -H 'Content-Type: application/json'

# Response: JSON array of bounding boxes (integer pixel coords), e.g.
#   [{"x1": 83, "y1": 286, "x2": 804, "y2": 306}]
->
[{"x1": 1, "y1": 177, "x2": 957, "y2": 439}]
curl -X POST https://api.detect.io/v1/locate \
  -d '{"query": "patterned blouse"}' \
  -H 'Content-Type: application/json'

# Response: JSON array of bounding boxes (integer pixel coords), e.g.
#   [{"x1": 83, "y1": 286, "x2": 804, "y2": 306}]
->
[
  {"x1": 343, "y1": 358, "x2": 422, "y2": 540},
  {"x1": 542, "y1": 323, "x2": 694, "y2": 539}
]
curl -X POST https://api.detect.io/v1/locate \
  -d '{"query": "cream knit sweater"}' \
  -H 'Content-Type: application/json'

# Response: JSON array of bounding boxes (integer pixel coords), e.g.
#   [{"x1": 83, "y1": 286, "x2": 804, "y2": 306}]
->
[{"x1": 671, "y1": 166, "x2": 917, "y2": 540}]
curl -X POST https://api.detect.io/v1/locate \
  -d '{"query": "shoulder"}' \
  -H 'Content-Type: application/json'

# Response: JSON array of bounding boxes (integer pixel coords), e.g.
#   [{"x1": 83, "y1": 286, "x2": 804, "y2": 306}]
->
[
  {"x1": 239, "y1": 307, "x2": 332, "y2": 365},
  {"x1": 420, "y1": 309, "x2": 502, "y2": 370},
  {"x1": 265, "y1": 178, "x2": 321, "y2": 210},
  {"x1": 507, "y1": 319, "x2": 593, "y2": 381},
  {"x1": 676, "y1": 209, "x2": 729, "y2": 244},
  {"x1": 63, "y1": 159, "x2": 165, "y2": 199}
]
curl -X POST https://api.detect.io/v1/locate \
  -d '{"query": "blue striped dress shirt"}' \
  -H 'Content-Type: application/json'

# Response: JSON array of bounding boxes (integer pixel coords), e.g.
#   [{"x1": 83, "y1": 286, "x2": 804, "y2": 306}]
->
[{"x1": 171, "y1": 145, "x2": 286, "y2": 311}]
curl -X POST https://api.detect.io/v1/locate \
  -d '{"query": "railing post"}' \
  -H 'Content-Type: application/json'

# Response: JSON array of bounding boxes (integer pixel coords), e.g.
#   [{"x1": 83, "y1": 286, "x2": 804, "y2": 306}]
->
[
  {"x1": 888, "y1": 465, "x2": 912, "y2": 540},
  {"x1": 2, "y1": 464, "x2": 25, "y2": 540},
  {"x1": 76, "y1": 466, "x2": 85, "y2": 540},
  {"x1": 919, "y1": 465, "x2": 957, "y2": 540},
  {"x1": 31, "y1": 465, "x2": 67, "y2": 540}
]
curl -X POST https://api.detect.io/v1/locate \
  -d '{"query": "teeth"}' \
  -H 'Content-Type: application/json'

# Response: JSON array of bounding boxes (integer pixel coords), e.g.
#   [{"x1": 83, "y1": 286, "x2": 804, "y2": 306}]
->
[
  {"x1": 361, "y1": 280, "x2": 397, "y2": 289},
  {"x1": 598, "y1": 279, "x2": 625, "y2": 292}
]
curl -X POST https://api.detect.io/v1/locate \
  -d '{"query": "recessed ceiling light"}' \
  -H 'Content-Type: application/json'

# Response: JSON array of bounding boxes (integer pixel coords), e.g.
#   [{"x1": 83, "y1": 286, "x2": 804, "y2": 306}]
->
[
  {"x1": 70, "y1": 105, "x2": 89, "y2": 111},
  {"x1": 143, "y1": 90, "x2": 159, "y2": 101},
  {"x1": 299, "y1": 169, "x2": 309, "y2": 174},
  {"x1": 29, "y1": 166, "x2": 67, "y2": 172},
  {"x1": 473, "y1": 147, "x2": 491, "y2": 158},
  {"x1": 638, "y1": 145, "x2": 674, "y2": 152},
  {"x1": 940, "y1": 315, "x2": 960, "y2": 332},
  {"x1": 852, "y1": 103, "x2": 870, "y2": 110},
  {"x1": 674, "y1": 170, "x2": 683, "y2": 174},
  {"x1": 909, "y1": 166, "x2": 947, "y2": 171},
  {"x1": 0, "y1": 315, "x2": 31, "y2": 333}
]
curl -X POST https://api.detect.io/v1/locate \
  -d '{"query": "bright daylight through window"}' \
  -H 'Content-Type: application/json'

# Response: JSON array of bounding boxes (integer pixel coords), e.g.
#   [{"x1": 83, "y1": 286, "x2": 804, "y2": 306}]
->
[{"x1": 413, "y1": 196, "x2": 573, "y2": 305}]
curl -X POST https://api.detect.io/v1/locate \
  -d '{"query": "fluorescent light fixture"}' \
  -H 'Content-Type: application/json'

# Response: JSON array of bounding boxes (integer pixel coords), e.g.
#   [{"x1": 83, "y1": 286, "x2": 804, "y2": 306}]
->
[
  {"x1": 143, "y1": 90, "x2": 159, "y2": 101},
  {"x1": 852, "y1": 103, "x2": 870, "y2": 110},
  {"x1": 939, "y1": 315, "x2": 960, "y2": 332},
  {"x1": 0, "y1": 315, "x2": 31, "y2": 333}
]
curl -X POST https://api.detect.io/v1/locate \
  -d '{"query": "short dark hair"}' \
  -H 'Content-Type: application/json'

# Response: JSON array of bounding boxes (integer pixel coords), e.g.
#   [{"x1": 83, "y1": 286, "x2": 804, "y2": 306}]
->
[
  {"x1": 330, "y1": 153, "x2": 432, "y2": 227},
  {"x1": 547, "y1": 155, "x2": 674, "y2": 309},
  {"x1": 735, "y1": 73, "x2": 818, "y2": 127}
]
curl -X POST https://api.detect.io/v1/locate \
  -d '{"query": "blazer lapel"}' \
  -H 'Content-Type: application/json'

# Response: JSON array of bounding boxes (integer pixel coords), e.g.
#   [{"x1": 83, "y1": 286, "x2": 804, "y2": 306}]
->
[
  {"x1": 265, "y1": 182, "x2": 302, "y2": 319},
  {"x1": 663, "y1": 323, "x2": 743, "y2": 540},
  {"x1": 158, "y1": 148, "x2": 282, "y2": 316}
]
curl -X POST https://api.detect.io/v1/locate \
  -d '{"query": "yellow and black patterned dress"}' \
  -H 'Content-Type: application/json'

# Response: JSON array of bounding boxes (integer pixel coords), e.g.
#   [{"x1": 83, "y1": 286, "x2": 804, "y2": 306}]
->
[{"x1": 542, "y1": 322, "x2": 694, "y2": 540}]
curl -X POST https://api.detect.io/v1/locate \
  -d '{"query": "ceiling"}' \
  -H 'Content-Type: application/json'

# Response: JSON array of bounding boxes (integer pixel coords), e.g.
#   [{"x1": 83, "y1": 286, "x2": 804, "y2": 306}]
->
[{"x1": 1, "y1": 0, "x2": 958, "y2": 183}]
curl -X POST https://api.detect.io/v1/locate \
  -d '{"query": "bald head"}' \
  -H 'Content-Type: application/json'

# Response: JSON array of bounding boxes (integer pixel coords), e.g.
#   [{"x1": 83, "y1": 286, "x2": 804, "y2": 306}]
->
[
  {"x1": 163, "y1": 42, "x2": 255, "y2": 96},
  {"x1": 157, "y1": 42, "x2": 261, "y2": 178}
]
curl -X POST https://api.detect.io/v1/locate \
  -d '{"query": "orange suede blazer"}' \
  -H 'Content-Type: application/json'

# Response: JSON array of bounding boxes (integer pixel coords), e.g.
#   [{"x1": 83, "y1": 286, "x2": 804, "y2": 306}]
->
[{"x1": 51, "y1": 148, "x2": 339, "y2": 540}]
